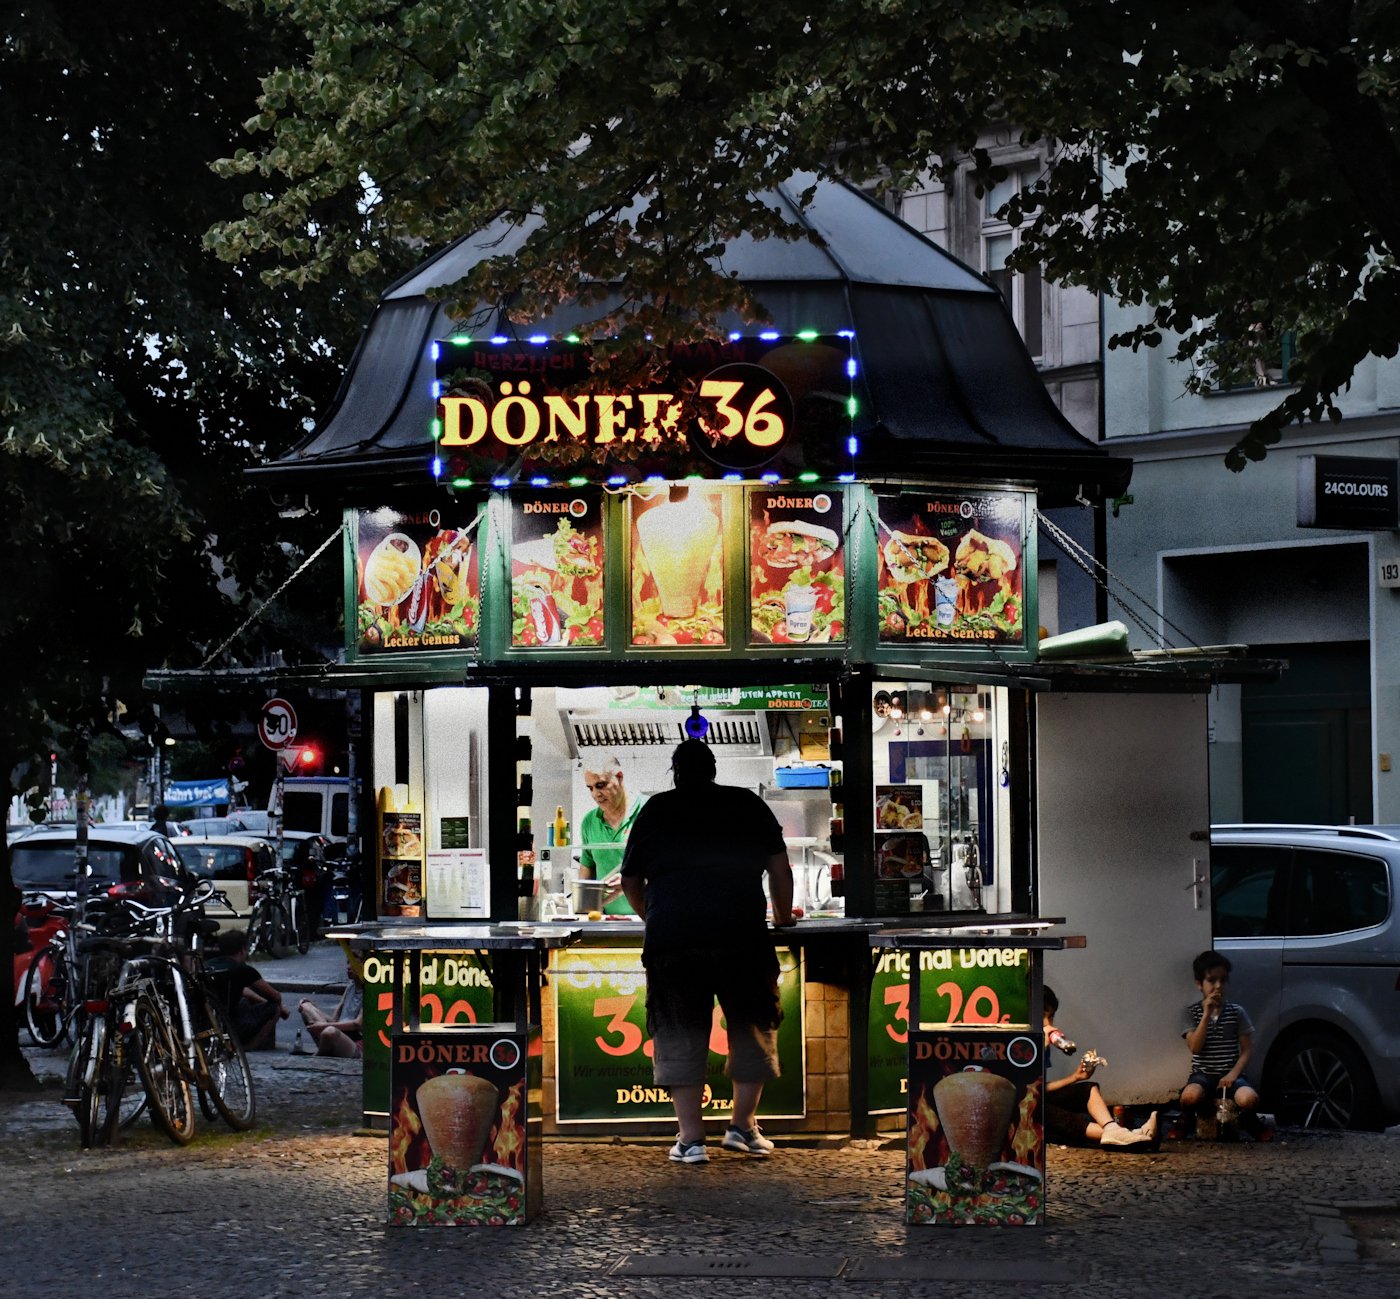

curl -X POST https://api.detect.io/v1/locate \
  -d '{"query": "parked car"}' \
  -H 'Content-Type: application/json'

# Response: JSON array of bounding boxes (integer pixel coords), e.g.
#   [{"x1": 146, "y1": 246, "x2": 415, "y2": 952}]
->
[
  {"x1": 172, "y1": 834, "x2": 277, "y2": 923},
  {"x1": 9, "y1": 826, "x2": 192, "y2": 904},
  {"x1": 1210, "y1": 823, "x2": 1400, "y2": 1129}
]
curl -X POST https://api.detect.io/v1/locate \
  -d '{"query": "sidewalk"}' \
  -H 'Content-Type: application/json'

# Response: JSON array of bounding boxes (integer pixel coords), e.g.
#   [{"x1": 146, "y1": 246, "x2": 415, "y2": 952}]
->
[{"x1": 3, "y1": 1037, "x2": 1399, "y2": 1299}]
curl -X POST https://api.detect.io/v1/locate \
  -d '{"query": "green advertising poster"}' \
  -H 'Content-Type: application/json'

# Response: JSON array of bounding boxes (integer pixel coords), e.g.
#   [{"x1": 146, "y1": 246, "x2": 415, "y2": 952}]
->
[
  {"x1": 868, "y1": 947, "x2": 1032, "y2": 1114},
  {"x1": 553, "y1": 947, "x2": 804, "y2": 1123},
  {"x1": 362, "y1": 950, "x2": 498, "y2": 1116}
]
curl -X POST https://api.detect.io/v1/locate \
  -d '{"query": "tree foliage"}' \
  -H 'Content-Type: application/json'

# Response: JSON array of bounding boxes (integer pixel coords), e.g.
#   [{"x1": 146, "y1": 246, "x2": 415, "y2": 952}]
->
[
  {"x1": 209, "y1": 0, "x2": 1400, "y2": 467},
  {"x1": 1, "y1": 2, "x2": 400, "y2": 1077}
]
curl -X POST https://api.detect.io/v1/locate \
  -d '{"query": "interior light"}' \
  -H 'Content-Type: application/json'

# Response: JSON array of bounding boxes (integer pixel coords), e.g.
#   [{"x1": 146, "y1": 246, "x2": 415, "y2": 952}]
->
[{"x1": 973, "y1": 709, "x2": 986, "y2": 723}]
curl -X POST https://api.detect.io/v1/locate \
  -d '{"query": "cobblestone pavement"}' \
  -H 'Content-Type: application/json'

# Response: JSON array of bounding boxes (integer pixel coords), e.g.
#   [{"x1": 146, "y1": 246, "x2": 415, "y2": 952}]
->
[{"x1": 4, "y1": 1043, "x2": 1400, "y2": 1299}]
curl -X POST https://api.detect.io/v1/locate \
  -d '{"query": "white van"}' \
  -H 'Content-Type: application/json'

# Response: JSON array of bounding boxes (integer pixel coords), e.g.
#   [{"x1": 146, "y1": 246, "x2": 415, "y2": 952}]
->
[{"x1": 269, "y1": 777, "x2": 351, "y2": 841}]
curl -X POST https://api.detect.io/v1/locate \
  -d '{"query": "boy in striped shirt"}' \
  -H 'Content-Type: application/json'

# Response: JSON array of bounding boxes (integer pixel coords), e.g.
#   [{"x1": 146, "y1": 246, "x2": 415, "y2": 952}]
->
[{"x1": 1181, "y1": 950, "x2": 1273, "y2": 1140}]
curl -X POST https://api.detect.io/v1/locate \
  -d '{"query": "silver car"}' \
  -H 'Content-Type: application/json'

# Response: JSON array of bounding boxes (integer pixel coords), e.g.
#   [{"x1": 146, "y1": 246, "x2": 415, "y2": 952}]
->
[{"x1": 1210, "y1": 823, "x2": 1400, "y2": 1128}]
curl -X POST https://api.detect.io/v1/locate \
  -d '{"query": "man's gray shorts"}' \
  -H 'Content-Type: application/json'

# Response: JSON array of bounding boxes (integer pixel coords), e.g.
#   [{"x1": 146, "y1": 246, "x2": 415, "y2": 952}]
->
[{"x1": 643, "y1": 946, "x2": 782, "y2": 1088}]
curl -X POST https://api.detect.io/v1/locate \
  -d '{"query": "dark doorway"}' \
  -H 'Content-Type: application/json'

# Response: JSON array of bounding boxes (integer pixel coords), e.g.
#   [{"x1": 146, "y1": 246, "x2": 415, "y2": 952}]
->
[{"x1": 1241, "y1": 641, "x2": 1372, "y2": 824}]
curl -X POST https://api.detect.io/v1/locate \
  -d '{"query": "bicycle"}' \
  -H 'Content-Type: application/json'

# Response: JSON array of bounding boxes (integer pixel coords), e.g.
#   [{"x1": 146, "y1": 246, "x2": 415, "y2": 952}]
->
[
  {"x1": 21, "y1": 896, "x2": 79, "y2": 1048},
  {"x1": 106, "y1": 884, "x2": 258, "y2": 1143},
  {"x1": 246, "y1": 865, "x2": 309, "y2": 957}
]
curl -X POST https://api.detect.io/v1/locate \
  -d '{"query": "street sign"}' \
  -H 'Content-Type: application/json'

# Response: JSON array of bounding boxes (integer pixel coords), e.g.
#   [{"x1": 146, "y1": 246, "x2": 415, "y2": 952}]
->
[
  {"x1": 259, "y1": 697, "x2": 299, "y2": 751},
  {"x1": 279, "y1": 746, "x2": 307, "y2": 773}
]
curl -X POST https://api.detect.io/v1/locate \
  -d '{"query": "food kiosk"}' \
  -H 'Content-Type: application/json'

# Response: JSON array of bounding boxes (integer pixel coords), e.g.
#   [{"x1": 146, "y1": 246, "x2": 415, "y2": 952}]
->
[{"x1": 255, "y1": 178, "x2": 1241, "y2": 1179}]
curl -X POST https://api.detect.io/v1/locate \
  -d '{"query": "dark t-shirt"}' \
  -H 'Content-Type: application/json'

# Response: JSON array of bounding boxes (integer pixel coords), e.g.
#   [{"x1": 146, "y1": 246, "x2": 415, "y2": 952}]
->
[{"x1": 620, "y1": 782, "x2": 786, "y2": 954}]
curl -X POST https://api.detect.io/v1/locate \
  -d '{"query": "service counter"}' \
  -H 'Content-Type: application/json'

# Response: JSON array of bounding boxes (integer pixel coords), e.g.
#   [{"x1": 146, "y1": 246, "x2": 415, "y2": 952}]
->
[{"x1": 337, "y1": 915, "x2": 1074, "y2": 1145}]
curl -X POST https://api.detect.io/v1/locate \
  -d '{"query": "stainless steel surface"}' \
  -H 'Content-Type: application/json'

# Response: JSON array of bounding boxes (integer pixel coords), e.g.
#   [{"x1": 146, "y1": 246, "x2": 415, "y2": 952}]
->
[{"x1": 325, "y1": 922, "x2": 581, "y2": 951}]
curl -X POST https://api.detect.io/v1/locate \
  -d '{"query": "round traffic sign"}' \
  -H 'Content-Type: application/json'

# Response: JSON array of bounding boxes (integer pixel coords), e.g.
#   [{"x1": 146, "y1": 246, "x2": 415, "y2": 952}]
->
[{"x1": 259, "y1": 697, "x2": 299, "y2": 750}]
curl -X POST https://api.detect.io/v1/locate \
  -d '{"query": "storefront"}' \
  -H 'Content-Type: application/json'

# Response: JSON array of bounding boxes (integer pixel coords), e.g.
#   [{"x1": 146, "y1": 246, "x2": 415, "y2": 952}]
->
[{"x1": 254, "y1": 178, "x2": 1172, "y2": 1162}]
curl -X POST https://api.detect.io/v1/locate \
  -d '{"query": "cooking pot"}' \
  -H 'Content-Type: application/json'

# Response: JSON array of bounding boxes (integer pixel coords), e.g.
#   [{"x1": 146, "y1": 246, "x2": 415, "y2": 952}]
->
[{"x1": 572, "y1": 879, "x2": 610, "y2": 914}]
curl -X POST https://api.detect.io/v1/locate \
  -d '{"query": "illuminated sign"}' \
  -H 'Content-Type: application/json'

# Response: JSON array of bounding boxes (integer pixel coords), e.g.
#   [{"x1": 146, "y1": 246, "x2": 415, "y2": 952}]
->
[{"x1": 433, "y1": 334, "x2": 853, "y2": 482}]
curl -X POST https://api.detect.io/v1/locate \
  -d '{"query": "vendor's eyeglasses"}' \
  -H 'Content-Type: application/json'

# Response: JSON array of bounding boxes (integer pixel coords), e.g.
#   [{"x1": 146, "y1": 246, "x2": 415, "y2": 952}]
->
[{"x1": 585, "y1": 778, "x2": 615, "y2": 791}]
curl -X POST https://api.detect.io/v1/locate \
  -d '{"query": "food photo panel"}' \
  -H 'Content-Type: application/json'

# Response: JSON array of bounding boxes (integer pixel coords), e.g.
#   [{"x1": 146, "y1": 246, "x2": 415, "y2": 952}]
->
[
  {"x1": 876, "y1": 493, "x2": 1027, "y2": 646},
  {"x1": 629, "y1": 484, "x2": 726, "y2": 647},
  {"x1": 748, "y1": 487, "x2": 846, "y2": 645},
  {"x1": 354, "y1": 506, "x2": 481, "y2": 654},
  {"x1": 507, "y1": 490, "x2": 606, "y2": 649}
]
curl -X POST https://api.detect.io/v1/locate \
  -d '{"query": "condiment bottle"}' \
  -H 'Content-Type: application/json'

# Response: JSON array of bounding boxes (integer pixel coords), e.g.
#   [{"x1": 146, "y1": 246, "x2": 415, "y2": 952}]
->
[{"x1": 554, "y1": 805, "x2": 567, "y2": 846}]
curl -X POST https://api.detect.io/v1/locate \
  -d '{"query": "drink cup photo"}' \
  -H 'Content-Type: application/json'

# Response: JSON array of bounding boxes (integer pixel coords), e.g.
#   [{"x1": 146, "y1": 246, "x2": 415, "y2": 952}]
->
[
  {"x1": 636, "y1": 496, "x2": 720, "y2": 618},
  {"x1": 782, "y1": 583, "x2": 818, "y2": 641},
  {"x1": 934, "y1": 574, "x2": 958, "y2": 627}
]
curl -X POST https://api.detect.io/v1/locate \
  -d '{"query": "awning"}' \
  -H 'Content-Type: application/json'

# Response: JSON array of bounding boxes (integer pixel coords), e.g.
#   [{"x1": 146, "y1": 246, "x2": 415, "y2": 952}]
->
[{"x1": 253, "y1": 174, "x2": 1131, "y2": 506}]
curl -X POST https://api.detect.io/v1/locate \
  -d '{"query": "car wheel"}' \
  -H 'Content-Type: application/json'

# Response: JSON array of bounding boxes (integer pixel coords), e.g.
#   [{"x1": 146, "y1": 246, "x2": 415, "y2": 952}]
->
[{"x1": 1268, "y1": 1031, "x2": 1380, "y2": 1130}]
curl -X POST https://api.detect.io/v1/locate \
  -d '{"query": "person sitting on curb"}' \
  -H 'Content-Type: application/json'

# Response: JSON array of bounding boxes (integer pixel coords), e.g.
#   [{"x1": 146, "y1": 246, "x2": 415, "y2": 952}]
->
[
  {"x1": 297, "y1": 957, "x2": 364, "y2": 1058},
  {"x1": 1043, "y1": 985, "x2": 1159, "y2": 1150},
  {"x1": 206, "y1": 929, "x2": 290, "y2": 1051}
]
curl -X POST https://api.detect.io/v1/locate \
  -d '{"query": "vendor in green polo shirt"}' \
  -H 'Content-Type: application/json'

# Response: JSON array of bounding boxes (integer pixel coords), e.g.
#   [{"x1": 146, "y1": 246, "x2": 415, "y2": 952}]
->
[{"x1": 578, "y1": 754, "x2": 646, "y2": 915}]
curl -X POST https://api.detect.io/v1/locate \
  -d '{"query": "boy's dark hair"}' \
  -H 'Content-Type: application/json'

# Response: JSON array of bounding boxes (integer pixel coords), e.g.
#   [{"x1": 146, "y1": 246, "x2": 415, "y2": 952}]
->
[
  {"x1": 1192, "y1": 949, "x2": 1231, "y2": 981},
  {"x1": 1043, "y1": 985, "x2": 1059, "y2": 1016},
  {"x1": 216, "y1": 928, "x2": 248, "y2": 958}
]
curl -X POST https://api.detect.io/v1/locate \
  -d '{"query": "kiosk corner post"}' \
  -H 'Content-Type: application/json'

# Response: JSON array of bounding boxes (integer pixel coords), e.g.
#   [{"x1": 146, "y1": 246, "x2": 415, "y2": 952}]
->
[
  {"x1": 486, "y1": 683, "x2": 518, "y2": 924},
  {"x1": 841, "y1": 668, "x2": 876, "y2": 919}
]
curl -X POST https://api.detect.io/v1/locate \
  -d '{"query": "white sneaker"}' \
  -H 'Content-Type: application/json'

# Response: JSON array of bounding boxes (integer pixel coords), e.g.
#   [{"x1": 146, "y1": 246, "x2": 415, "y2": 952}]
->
[
  {"x1": 721, "y1": 1124, "x2": 775, "y2": 1155},
  {"x1": 668, "y1": 1138, "x2": 708, "y2": 1164},
  {"x1": 1135, "y1": 1111, "x2": 1160, "y2": 1144},
  {"x1": 1100, "y1": 1121, "x2": 1150, "y2": 1148}
]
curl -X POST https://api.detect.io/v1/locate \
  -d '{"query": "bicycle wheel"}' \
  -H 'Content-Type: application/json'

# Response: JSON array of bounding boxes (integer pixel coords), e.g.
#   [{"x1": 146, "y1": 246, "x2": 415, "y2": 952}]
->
[
  {"x1": 69, "y1": 1016, "x2": 107, "y2": 1149},
  {"x1": 98, "y1": 1019, "x2": 134, "y2": 1146},
  {"x1": 292, "y1": 893, "x2": 311, "y2": 955},
  {"x1": 132, "y1": 998, "x2": 195, "y2": 1145},
  {"x1": 23, "y1": 944, "x2": 68, "y2": 1048},
  {"x1": 195, "y1": 994, "x2": 256, "y2": 1130}
]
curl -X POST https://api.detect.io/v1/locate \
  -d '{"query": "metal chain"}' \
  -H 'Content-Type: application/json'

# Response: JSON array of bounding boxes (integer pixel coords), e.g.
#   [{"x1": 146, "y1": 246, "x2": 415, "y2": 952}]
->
[
  {"x1": 1035, "y1": 510, "x2": 1203, "y2": 652},
  {"x1": 198, "y1": 523, "x2": 347, "y2": 670}
]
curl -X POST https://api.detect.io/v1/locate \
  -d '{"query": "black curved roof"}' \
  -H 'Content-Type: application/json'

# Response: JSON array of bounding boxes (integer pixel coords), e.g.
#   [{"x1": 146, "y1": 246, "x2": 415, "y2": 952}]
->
[{"x1": 256, "y1": 173, "x2": 1130, "y2": 504}]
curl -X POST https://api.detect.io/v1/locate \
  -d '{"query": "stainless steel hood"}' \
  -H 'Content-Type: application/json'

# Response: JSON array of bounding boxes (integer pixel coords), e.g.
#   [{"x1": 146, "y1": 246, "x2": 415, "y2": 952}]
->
[{"x1": 560, "y1": 708, "x2": 773, "y2": 760}]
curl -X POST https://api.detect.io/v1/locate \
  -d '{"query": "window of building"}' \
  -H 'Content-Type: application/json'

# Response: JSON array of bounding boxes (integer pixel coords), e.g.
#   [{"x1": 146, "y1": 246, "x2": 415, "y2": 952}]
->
[
  {"x1": 1210, "y1": 328, "x2": 1296, "y2": 392},
  {"x1": 983, "y1": 170, "x2": 1043, "y2": 359}
]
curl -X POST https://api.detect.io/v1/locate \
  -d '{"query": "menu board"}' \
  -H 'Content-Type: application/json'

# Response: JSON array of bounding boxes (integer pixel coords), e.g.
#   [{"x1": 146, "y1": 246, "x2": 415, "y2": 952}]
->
[
  {"x1": 508, "y1": 490, "x2": 605, "y2": 648},
  {"x1": 381, "y1": 810, "x2": 424, "y2": 917},
  {"x1": 629, "y1": 485, "x2": 726, "y2": 647},
  {"x1": 877, "y1": 493, "x2": 1026, "y2": 645},
  {"x1": 354, "y1": 506, "x2": 481, "y2": 654},
  {"x1": 748, "y1": 488, "x2": 845, "y2": 645}
]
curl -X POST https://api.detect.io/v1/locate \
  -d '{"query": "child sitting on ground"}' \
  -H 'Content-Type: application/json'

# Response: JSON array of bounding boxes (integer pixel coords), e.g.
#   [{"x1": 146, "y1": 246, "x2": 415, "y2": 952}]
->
[{"x1": 1181, "y1": 949, "x2": 1273, "y2": 1140}]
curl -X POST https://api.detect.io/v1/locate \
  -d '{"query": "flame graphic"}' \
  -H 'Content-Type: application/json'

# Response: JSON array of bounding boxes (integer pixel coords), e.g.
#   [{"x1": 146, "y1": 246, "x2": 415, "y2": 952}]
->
[
  {"x1": 1010, "y1": 1081, "x2": 1042, "y2": 1167},
  {"x1": 390, "y1": 1090, "x2": 424, "y2": 1174},
  {"x1": 489, "y1": 1079, "x2": 526, "y2": 1171},
  {"x1": 909, "y1": 1088, "x2": 941, "y2": 1171}
]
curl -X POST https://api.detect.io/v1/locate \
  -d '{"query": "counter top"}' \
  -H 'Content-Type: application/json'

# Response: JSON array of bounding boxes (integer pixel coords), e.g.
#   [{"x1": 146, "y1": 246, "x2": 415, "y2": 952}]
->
[
  {"x1": 870, "y1": 922, "x2": 1083, "y2": 951},
  {"x1": 325, "y1": 922, "x2": 582, "y2": 951}
]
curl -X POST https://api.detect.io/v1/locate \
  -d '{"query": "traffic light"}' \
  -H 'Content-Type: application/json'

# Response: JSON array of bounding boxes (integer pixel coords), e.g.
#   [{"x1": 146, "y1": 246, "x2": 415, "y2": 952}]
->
[{"x1": 296, "y1": 743, "x2": 321, "y2": 772}]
